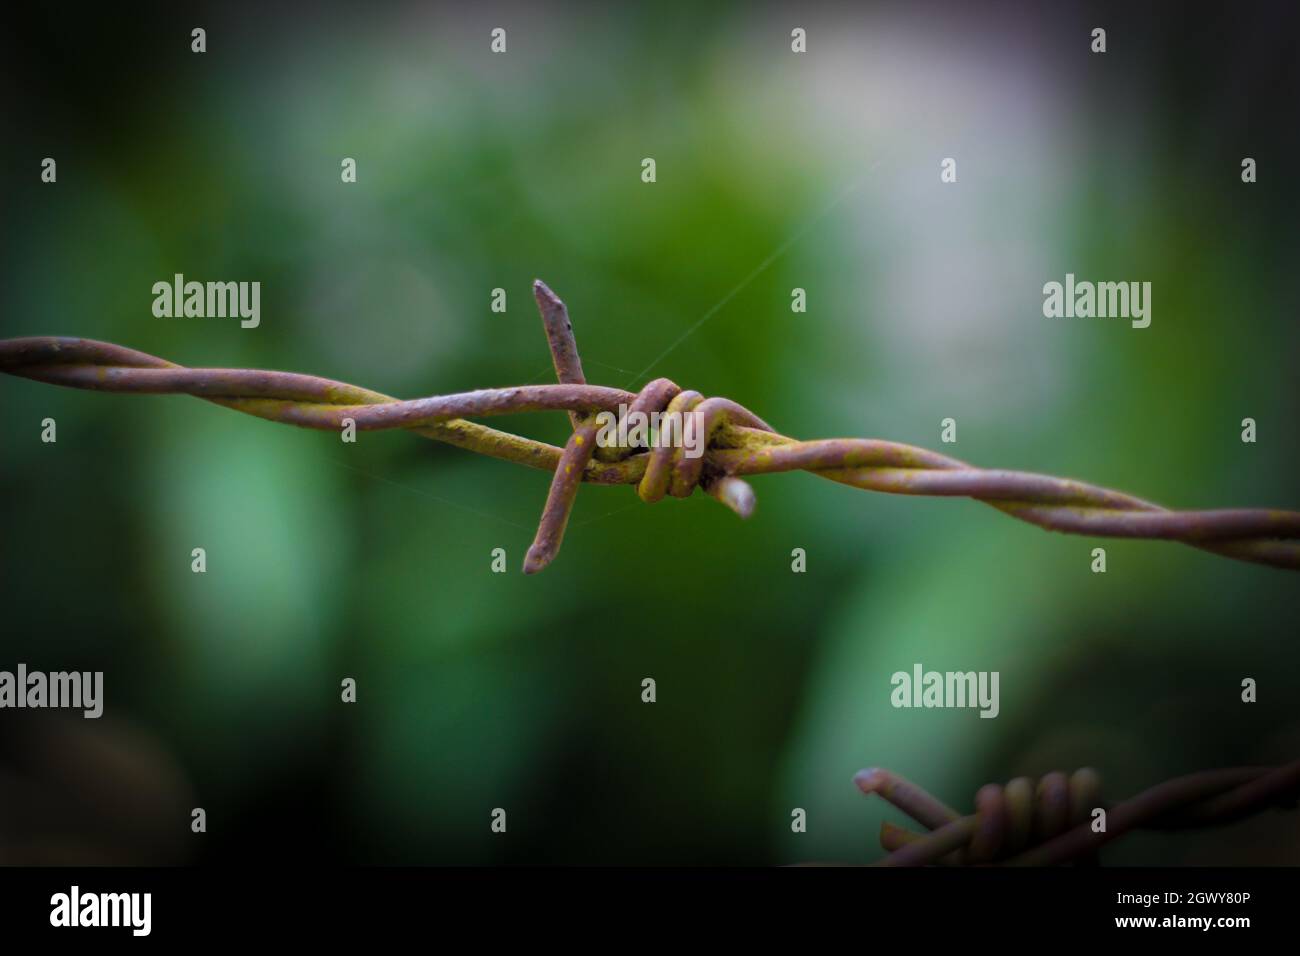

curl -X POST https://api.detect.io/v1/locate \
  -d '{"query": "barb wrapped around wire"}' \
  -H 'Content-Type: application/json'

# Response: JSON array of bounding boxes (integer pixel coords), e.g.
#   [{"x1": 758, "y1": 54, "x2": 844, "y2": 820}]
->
[
  {"x1": 2, "y1": 279, "x2": 1299, "y2": 572},
  {"x1": 855, "y1": 760, "x2": 1300, "y2": 866}
]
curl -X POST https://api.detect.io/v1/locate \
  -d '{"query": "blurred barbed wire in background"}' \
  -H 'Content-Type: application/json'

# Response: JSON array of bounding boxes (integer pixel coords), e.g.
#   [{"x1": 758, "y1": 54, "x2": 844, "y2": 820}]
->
[
  {"x1": 853, "y1": 760, "x2": 1300, "y2": 866},
  {"x1": 3, "y1": 280, "x2": 1299, "y2": 573}
]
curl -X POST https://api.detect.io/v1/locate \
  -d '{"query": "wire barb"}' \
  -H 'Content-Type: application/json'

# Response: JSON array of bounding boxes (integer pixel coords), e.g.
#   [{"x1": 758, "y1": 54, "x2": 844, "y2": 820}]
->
[
  {"x1": 2, "y1": 281, "x2": 1299, "y2": 572},
  {"x1": 857, "y1": 760, "x2": 1300, "y2": 866}
]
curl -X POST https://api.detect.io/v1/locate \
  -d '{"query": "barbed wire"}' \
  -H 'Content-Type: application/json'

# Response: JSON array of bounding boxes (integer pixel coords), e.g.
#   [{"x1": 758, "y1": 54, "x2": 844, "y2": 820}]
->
[
  {"x1": 2, "y1": 279, "x2": 1298, "y2": 572},
  {"x1": 854, "y1": 760, "x2": 1300, "y2": 866}
]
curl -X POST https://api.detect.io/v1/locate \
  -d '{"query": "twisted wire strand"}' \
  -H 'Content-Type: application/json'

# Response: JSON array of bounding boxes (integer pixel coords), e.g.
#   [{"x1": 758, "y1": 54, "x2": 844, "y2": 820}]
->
[
  {"x1": 2, "y1": 279, "x2": 1298, "y2": 572},
  {"x1": 855, "y1": 760, "x2": 1300, "y2": 866}
]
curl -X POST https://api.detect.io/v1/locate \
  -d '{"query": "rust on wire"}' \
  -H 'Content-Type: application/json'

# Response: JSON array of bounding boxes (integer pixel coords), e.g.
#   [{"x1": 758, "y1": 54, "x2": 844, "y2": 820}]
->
[
  {"x1": 854, "y1": 760, "x2": 1300, "y2": 866},
  {"x1": 2, "y1": 279, "x2": 1299, "y2": 573}
]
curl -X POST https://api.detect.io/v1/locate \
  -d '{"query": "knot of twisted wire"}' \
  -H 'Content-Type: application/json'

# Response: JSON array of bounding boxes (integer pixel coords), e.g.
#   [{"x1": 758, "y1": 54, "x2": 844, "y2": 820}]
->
[
  {"x1": 855, "y1": 760, "x2": 1300, "y2": 866},
  {"x1": 520, "y1": 280, "x2": 785, "y2": 571},
  {"x1": 523, "y1": 371, "x2": 776, "y2": 571},
  {"x1": 1, "y1": 278, "x2": 1299, "y2": 574}
]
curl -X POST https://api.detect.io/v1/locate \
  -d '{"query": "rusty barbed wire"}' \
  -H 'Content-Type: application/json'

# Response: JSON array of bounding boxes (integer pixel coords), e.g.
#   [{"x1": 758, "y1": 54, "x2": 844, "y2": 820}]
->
[
  {"x1": 855, "y1": 759, "x2": 1300, "y2": 866},
  {"x1": 2, "y1": 279, "x2": 1299, "y2": 572}
]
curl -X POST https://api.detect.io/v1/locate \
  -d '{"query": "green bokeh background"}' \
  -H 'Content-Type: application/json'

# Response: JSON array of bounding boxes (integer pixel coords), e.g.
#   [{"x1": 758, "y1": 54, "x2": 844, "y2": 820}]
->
[{"x1": 2, "y1": 1, "x2": 1297, "y2": 864}]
